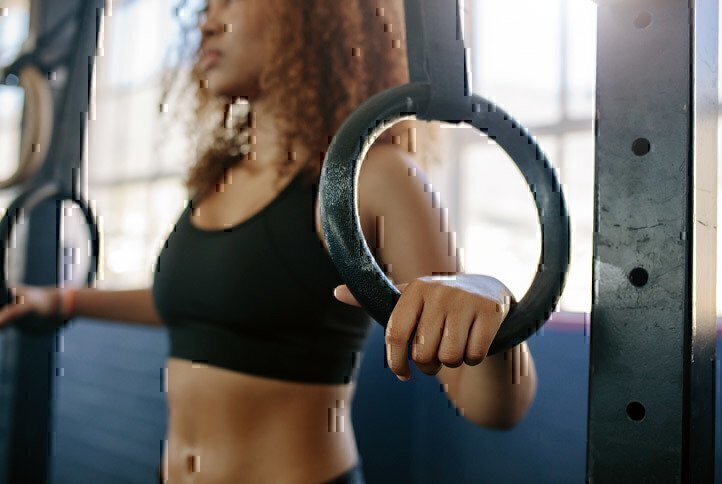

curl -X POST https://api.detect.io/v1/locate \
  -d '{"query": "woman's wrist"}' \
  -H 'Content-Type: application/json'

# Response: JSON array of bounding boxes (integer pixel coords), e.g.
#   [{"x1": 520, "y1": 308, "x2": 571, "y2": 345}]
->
[{"x1": 56, "y1": 287, "x2": 76, "y2": 318}]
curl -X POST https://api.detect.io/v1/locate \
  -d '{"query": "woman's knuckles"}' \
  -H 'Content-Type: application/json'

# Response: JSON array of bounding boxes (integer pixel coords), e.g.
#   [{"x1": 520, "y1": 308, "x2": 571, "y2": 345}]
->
[
  {"x1": 411, "y1": 345, "x2": 435, "y2": 364},
  {"x1": 464, "y1": 355, "x2": 484, "y2": 366},
  {"x1": 464, "y1": 346, "x2": 487, "y2": 364},
  {"x1": 438, "y1": 338, "x2": 463, "y2": 360},
  {"x1": 438, "y1": 351, "x2": 464, "y2": 367}
]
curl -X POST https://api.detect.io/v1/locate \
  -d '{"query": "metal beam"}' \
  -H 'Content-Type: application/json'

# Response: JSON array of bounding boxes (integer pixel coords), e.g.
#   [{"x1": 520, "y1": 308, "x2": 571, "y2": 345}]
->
[
  {"x1": 0, "y1": 0, "x2": 102, "y2": 482},
  {"x1": 588, "y1": 0, "x2": 717, "y2": 481}
]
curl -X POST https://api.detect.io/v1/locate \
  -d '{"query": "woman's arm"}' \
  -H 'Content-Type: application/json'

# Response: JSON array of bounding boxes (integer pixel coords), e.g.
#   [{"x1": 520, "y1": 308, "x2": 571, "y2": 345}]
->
[
  {"x1": 441, "y1": 340, "x2": 538, "y2": 430},
  {"x1": 57, "y1": 287, "x2": 164, "y2": 327},
  {"x1": 356, "y1": 145, "x2": 537, "y2": 430}
]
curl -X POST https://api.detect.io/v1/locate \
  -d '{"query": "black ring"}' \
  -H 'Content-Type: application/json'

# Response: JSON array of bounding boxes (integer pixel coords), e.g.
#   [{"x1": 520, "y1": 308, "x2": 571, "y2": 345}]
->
[
  {"x1": 0, "y1": 182, "x2": 101, "y2": 332},
  {"x1": 0, "y1": 65, "x2": 54, "y2": 189},
  {"x1": 319, "y1": 82, "x2": 571, "y2": 356}
]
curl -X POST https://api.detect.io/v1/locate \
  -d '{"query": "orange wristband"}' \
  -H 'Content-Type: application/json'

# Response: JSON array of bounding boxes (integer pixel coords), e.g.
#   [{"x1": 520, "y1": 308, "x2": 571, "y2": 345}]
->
[{"x1": 60, "y1": 288, "x2": 76, "y2": 318}]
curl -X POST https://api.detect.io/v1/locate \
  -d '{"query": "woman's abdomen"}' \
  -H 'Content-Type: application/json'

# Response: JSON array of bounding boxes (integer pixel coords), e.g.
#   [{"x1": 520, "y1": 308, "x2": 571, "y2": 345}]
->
[{"x1": 162, "y1": 357, "x2": 359, "y2": 483}]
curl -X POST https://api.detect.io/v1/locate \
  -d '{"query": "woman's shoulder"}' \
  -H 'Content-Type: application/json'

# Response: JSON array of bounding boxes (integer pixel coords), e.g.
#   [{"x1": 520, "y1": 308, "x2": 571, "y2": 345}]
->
[
  {"x1": 361, "y1": 143, "x2": 426, "y2": 188},
  {"x1": 356, "y1": 143, "x2": 429, "y2": 225}
]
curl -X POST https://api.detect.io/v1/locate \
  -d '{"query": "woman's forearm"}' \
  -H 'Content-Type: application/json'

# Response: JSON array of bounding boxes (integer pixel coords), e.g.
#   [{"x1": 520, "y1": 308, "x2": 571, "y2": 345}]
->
[
  {"x1": 457, "y1": 341, "x2": 538, "y2": 430},
  {"x1": 61, "y1": 287, "x2": 164, "y2": 327}
]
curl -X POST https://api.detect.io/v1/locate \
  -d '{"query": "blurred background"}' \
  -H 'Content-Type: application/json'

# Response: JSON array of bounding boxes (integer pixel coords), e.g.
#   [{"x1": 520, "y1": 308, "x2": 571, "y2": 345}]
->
[
  {"x1": 0, "y1": 0, "x2": 718, "y2": 483},
  {"x1": 0, "y1": 0, "x2": 600, "y2": 308}
]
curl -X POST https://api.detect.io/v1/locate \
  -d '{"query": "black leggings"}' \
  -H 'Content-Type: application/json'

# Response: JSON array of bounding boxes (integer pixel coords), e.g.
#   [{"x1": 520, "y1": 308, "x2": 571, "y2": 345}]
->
[
  {"x1": 158, "y1": 460, "x2": 365, "y2": 483},
  {"x1": 323, "y1": 460, "x2": 365, "y2": 484}
]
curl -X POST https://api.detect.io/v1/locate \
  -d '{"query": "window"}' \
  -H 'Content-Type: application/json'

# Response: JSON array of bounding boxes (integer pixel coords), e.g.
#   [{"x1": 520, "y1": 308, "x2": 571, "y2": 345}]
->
[
  {"x1": 473, "y1": 0, "x2": 563, "y2": 125},
  {"x1": 87, "y1": 0, "x2": 190, "y2": 289},
  {"x1": 455, "y1": 1, "x2": 722, "y2": 316},
  {"x1": 0, "y1": 1, "x2": 30, "y2": 65},
  {"x1": 456, "y1": 0, "x2": 595, "y2": 313}
]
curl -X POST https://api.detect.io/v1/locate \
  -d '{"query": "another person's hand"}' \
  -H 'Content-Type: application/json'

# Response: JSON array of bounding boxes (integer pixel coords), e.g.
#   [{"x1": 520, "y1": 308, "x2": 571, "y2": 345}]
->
[
  {"x1": 333, "y1": 274, "x2": 515, "y2": 381},
  {"x1": 0, "y1": 284, "x2": 60, "y2": 328}
]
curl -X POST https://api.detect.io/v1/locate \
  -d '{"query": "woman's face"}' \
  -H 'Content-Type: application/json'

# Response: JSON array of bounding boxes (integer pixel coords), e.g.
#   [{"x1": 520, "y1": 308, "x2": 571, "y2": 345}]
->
[{"x1": 198, "y1": 0, "x2": 271, "y2": 99}]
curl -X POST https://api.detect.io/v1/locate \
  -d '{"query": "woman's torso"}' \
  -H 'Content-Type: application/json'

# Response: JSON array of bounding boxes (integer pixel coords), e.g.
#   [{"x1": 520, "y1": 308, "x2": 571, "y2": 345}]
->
[
  {"x1": 159, "y1": 163, "x2": 369, "y2": 483},
  {"x1": 163, "y1": 358, "x2": 359, "y2": 483}
]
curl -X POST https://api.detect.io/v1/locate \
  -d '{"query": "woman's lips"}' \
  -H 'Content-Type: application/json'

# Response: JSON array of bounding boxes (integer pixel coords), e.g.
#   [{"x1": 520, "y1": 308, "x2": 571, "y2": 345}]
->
[{"x1": 200, "y1": 49, "x2": 222, "y2": 71}]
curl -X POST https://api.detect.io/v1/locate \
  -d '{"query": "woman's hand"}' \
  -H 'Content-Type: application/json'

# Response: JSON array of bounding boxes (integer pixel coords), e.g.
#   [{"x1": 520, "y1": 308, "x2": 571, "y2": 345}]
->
[
  {"x1": 333, "y1": 274, "x2": 515, "y2": 381},
  {"x1": 0, "y1": 284, "x2": 60, "y2": 328}
]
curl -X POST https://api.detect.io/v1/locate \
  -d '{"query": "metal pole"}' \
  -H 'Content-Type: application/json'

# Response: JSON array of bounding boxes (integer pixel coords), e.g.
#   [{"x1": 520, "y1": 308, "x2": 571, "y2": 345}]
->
[
  {"x1": 0, "y1": 0, "x2": 102, "y2": 482},
  {"x1": 589, "y1": 0, "x2": 718, "y2": 481}
]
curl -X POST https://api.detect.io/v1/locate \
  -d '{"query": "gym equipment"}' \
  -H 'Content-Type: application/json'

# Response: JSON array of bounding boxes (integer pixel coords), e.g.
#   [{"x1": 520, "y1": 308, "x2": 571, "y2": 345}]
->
[
  {"x1": 0, "y1": 3, "x2": 103, "y2": 481},
  {"x1": 0, "y1": 2, "x2": 101, "y2": 332},
  {"x1": 0, "y1": 183, "x2": 100, "y2": 331},
  {"x1": 0, "y1": 3, "x2": 87, "y2": 189},
  {"x1": 588, "y1": 0, "x2": 717, "y2": 481},
  {"x1": 321, "y1": 1, "x2": 719, "y2": 479},
  {"x1": 318, "y1": 0, "x2": 571, "y2": 356},
  {"x1": 0, "y1": 65, "x2": 53, "y2": 188}
]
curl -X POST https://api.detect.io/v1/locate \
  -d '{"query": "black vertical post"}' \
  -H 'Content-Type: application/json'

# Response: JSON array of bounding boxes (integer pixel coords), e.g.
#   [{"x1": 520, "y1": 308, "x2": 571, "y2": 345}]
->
[
  {"x1": 4, "y1": 208, "x2": 61, "y2": 484},
  {"x1": 589, "y1": 0, "x2": 717, "y2": 482},
  {"x1": 3, "y1": 0, "x2": 76, "y2": 481},
  {"x1": 0, "y1": 0, "x2": 101, "y2": 482}
]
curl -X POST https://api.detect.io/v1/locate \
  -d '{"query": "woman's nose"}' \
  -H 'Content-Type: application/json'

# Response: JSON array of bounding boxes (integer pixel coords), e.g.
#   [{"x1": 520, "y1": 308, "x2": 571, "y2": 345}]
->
[{"x1": 199, "y1": 8, "x2": 223, "y2": 37}]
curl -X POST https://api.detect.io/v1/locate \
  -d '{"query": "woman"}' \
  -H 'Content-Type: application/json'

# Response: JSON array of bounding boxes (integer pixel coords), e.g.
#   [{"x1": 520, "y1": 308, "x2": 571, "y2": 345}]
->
[{"x1": 0, "y1": 0, "x2": 538, "y2": 482}]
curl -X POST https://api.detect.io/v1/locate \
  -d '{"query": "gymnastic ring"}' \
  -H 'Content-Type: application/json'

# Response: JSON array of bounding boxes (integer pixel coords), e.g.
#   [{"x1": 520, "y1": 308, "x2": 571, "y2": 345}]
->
[
  {"x1": 0, "y1": 182, "x2": 101, "y2": 332},
  {"x1": 0, "y1": 65, "x2": 54, "y2": 189},
  {"x1": 319, "y1": 82, "x2": 571, "y2": 356}
]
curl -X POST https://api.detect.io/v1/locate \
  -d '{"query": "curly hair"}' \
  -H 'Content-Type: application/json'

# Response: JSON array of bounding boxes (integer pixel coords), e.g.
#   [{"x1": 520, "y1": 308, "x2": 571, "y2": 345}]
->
[{"x1": 163, "y1": 0, "x2": 442, "y2": 202}]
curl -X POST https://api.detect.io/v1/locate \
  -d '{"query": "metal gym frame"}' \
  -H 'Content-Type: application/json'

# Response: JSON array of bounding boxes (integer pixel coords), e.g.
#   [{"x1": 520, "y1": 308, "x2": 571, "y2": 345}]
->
[
  {"x1": 0, "y1": 0, "x2": 102, "y2": 482},
  {"x1": 589, "y1": 0, "x2": 717, "y2": 481}
]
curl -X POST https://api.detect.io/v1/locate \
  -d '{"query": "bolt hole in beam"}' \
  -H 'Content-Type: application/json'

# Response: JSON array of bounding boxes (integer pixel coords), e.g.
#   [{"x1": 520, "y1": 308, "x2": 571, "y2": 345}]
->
[
  {"x1": 626, "y1": 401, "x2": 646, "y2": 422},
  {"x1": 628, "y1": 267, "x2": 649, "y2": 287},
  {"x1": 632, "y1": 138, "x2": 651, "y2": 156},
  {"x1": 634, "y1": 12, "x2": 652, "y2": 29}
]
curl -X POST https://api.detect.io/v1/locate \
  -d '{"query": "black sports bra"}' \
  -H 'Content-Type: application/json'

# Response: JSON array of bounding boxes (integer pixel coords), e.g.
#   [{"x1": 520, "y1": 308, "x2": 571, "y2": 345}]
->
[{"x1": 151, "y1": 170, "x2": 372, "y2": 384}]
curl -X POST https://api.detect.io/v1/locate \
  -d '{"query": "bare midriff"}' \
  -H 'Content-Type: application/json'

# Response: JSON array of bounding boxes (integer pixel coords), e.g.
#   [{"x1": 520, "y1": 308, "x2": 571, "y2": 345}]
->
[{"x1": 161, "y1": 356, "x2": 359, "y2": 483}]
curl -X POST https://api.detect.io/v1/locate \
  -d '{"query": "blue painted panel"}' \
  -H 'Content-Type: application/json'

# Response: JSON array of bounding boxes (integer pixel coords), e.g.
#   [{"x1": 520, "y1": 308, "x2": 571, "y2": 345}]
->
[{"x1": 50, "y1": 320, "x2": 168, "y2": 484}]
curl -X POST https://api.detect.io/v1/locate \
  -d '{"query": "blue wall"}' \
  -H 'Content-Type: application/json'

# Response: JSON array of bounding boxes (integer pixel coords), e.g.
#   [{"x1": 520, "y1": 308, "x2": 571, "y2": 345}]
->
[
  {"x1": 354, "y1": 324, "x2": 593, "y2": 483},
  {"x1": 47, "y1": 318, "x2": 720, "y2": 483},
  {"x1": 50, "y1": 322, "x2": 168, "y2": 482}
]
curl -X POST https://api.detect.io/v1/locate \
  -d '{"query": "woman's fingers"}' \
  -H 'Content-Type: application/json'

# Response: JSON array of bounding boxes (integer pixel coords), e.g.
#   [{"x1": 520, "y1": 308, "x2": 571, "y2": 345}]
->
[
  {"x1": 332, "y1": 285, "x2": 359, "y2": 307},
  {"x1": 410, "y1": 298, "x2": 444, "y2": 376},
  {"x1": 437, "y1": 305, "x2": 477, "y2": 369},
  {"x1": 385, "y1": 281, "x2": 423, "y2": 381},
  {"x1": 464, "y1": 315, "x2": 492, "y2": 366},
  {"x1": 383, "y1": 276, "x2": 516, "y2": 383},
  {"x1": 388, "y1": 280, "x2": 477, "y2": 380},
  {"x1": 0, "y1": 284, "x2": 46, "y2": 328},
  {"x1": 334, "y1": 282, "x2": 411, "y2": 308}
]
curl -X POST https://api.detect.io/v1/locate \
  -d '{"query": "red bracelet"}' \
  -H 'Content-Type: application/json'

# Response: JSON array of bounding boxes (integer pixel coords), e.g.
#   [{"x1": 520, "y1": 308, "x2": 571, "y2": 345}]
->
[{"x1": 60, "y1": 288, "x2": 76, "y2": 318}]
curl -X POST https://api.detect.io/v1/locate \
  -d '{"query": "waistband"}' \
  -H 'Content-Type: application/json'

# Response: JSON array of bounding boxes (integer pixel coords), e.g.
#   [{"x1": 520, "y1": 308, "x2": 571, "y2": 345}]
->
[{"x1": 322, "y1": 459, "x2": 365, "y2": 484}]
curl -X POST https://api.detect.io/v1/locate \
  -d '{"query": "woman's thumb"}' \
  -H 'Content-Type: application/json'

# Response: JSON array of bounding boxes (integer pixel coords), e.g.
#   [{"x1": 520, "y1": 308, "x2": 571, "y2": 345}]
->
[{"x1": 333, "y1": 285, "x2": 361, "y2": 307}]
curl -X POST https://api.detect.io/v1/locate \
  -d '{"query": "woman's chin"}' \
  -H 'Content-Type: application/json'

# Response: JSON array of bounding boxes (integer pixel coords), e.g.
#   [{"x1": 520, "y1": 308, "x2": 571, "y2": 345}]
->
[
  {"x1": 200, "y1": 76, "x2": 228, "y2": 98},
  {"x1": 201, "y1": 74, "x2": 258, "y2": 101}
]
